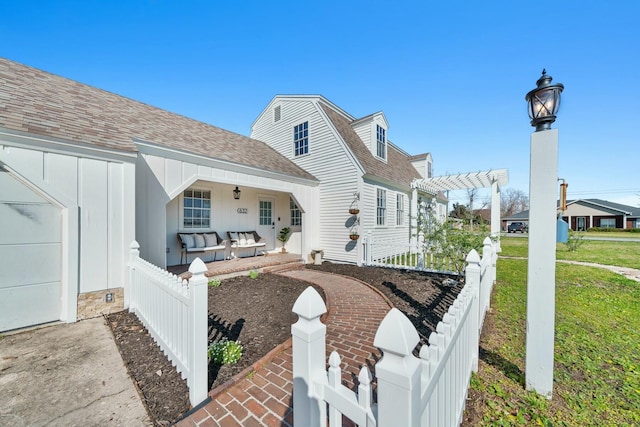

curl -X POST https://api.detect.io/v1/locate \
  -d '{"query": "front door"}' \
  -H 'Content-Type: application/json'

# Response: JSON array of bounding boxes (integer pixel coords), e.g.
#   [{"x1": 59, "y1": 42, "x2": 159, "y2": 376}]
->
[
  {"x1": 576, "y1": 217, "x2": 586, "y2": 231},
  {"x1": 257, "y1": 197, "x2": 276, "y2": 251}
]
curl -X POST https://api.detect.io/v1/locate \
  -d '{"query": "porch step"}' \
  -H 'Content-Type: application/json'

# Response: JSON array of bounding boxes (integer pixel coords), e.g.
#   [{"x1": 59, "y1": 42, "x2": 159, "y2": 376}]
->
[{"x1": 262, "y1": 261, "x2": 305, "y2": 274}]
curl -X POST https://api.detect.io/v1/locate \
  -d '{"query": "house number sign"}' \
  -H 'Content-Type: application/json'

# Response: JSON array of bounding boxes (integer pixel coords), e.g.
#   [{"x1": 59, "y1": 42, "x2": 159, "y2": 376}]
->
[{"x1": 237, "y1": 208, "x2": 248, "y2": 214}]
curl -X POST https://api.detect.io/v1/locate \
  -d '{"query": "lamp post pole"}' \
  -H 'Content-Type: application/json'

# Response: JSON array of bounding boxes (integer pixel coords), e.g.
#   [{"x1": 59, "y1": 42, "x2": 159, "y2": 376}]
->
[{"x1": 525, "y1": 70, "x2": 564, "y2": 398}]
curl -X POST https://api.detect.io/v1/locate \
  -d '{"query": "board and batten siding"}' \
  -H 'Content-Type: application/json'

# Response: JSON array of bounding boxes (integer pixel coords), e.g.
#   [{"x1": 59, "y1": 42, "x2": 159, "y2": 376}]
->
[
  {"x1": 0, "y1": 140, "x2": 135, "y2": 327},
  {"x1": 251, "y1": 98, "x2": 363, "y2": 263}
]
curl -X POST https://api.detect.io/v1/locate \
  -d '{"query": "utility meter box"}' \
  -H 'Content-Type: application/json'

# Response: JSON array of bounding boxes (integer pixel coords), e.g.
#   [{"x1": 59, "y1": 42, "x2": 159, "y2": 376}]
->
[{"x1": 557, "y1": 218, "x2": 569, "y2": 243}]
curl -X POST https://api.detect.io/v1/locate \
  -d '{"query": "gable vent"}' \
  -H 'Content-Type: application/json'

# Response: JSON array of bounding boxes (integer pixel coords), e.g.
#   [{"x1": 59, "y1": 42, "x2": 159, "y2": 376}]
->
[{"x1": 274, "y1": 105, "x2": 281, "y2": 122}]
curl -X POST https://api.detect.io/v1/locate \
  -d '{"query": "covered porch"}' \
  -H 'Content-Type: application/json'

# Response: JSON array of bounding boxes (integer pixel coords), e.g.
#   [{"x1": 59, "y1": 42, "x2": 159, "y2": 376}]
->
[{"x1": 134, "y1": 140, "x2": 320, "y2": 269}]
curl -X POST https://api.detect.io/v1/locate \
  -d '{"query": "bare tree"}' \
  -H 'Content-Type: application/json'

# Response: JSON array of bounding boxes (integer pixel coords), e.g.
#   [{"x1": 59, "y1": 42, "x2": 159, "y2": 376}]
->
[
  {"x1": 466, "y1": 188, "x2": 478, "y2": 210},
  {"x1": 501, "y1": 188, "x2": 529, "y2": 217}
]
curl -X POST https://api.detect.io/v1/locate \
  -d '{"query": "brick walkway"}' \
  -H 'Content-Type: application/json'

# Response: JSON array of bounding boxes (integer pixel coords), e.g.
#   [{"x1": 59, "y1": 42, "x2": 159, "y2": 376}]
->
[{"x1": 176, "y1": 268, "x2": 392, "y2": 426}]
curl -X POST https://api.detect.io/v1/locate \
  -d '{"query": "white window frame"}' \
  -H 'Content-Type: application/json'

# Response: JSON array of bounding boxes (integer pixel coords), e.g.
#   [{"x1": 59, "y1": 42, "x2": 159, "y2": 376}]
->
[
  {"x1": 396, "y1": 193, "x2": 404, "y2": 226},
  {"x1": 182, "y1": 188, "x2": 211, "y2": 229},
  {"x1": 377, "y1": 188, "x2": 387, "y2": 226},
  {"x1": 294, "y1": 121, "x2": 309, "y2": 157},
  {"x1": 376, "y1": 124, "x2": 386, "y2": 160},
  {"x1": 290, "y1": 197, "x2": 302, "y2": 227},
  {"x1": 600, "y1": 218, "x2": 616, "y2": 228}
]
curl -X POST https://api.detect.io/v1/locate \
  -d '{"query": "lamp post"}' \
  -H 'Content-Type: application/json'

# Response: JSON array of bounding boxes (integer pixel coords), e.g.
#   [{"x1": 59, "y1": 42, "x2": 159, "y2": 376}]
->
[{"x1": 525, "y1": 69, "x2": 563, "y2": 398}]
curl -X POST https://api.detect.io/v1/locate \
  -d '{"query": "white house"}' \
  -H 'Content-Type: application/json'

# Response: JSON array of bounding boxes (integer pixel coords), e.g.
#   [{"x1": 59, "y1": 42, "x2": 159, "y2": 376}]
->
[
  {"x1": 251, "y1": 95, "x2": 448, "y2": 265},
  {"x1": 0, "y1": 58, "x2": 320, "y2": 332}
]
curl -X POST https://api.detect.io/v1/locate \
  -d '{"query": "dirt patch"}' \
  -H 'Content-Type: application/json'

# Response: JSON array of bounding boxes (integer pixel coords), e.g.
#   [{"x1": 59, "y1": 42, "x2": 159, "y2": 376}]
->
[
  {"x1": 107, "y1": 264, "x2": 462, "y2": 425},
  {"x1": 107, "y1": 272, "x2": 321, "y2": 426},
  {"x1": 308, "y1": 263, "x2": 463, "y2": 346}
]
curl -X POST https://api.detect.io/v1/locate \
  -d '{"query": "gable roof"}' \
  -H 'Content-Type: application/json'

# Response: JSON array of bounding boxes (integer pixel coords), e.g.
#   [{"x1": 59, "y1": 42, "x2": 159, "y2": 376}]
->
[
  {"x1": 0, "y1": 58, "x2": 316, "y2": 181},
  {"x1": 319, "y1": 102, "x2": 423, "y2": 188},
  {"x1": 504, "y1": 198, "x2": 640, "y2": 220},
  {"x1": 567, "y1": 199, "x2": 640, "y2": 217}
]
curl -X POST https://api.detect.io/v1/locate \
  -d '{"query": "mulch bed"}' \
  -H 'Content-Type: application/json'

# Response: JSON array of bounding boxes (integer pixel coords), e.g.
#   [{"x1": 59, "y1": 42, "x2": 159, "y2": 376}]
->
[{"x1": 107, "y1": 264, "x2": 463, "y2": 425}]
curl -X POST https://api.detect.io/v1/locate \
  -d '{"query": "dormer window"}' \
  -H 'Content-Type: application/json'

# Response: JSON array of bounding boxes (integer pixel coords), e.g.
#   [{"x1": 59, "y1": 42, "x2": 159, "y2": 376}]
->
[{"x1": 376, "y1": 125, "x2": 386, "y2": 159}]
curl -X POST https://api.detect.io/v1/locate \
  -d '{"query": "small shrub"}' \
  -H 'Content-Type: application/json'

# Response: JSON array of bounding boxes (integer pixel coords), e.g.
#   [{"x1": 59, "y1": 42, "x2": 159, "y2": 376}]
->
[
  {"x1": 248, "y1": 270, "x2": 259, "y2": 279},
  {"x1": 208, "y1": 278, "x2": 221, "y2": 287},
  {"x1": 207, "y1": 338, "x2": 243, "y2": 365},
  {"x1": 565, "y1": 230, "x2": 586, "y2": 252}
]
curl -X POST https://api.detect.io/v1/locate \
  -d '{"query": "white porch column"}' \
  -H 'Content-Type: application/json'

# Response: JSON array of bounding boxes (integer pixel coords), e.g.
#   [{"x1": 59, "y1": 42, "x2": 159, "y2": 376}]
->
[
  {"x1": 410, "y1": 187, "x2": 419, "y2": 251},
  {"x1": 491, "y1": 179, "x2": 502, "y2": 252},
  {"x1": 526, "y1": 129, "x2": 558, "y2": 398}
]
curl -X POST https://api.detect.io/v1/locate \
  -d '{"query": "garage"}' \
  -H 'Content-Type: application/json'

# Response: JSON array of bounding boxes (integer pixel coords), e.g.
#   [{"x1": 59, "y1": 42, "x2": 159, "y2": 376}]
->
[{"x1": 0, "y1": 170, "x2": 62, "y2": 332}]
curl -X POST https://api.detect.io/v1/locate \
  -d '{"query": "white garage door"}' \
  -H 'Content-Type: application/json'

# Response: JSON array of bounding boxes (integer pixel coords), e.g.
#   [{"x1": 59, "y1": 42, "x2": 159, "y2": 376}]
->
[{"x1": 0, "y1": 171, "x2": 62, "y2": 332}]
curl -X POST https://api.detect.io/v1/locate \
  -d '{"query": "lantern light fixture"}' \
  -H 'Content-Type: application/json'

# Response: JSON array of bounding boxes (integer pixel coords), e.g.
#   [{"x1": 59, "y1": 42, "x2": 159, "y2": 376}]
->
[
  {"x1": 525, "y1": 69, "x2": 564, "y2": 132},
  {"x1": 233, "y1": 186, "x2": 241, "y2": 200}
]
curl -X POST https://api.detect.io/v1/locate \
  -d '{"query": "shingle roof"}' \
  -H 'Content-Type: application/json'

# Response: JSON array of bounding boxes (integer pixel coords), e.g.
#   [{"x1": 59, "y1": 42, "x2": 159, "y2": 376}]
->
[
  {"x1": 568, "y1": 199, "x2": 640, "y2": 217},
  {"x1": 0, "y1": 58, "x2": 316, "y2": 181},
  {"x1": 319, "y1": 103, "x2": 422, "y2": 188}
]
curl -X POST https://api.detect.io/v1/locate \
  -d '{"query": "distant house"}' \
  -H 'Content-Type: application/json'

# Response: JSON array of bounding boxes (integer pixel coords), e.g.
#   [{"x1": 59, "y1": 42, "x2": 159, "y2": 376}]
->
[
  {"x1": 503, "y1": 199, "x2": 640, "y2": 231},
  {"x1": 251, "y1": 95, "x2": 449, "y2": 264}
]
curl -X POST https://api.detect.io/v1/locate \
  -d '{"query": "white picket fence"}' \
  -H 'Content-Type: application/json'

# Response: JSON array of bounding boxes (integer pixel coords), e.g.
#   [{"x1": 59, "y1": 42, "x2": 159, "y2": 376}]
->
[
  {"x1": 362, "y1": 233, "x2": 456, "y2": 273},
  {"x1": 127, "y1": 241, "x2": 208, "y2": 406},
  {"x1": 292, "y1": 238, "x2": 496, "y2": 427}
]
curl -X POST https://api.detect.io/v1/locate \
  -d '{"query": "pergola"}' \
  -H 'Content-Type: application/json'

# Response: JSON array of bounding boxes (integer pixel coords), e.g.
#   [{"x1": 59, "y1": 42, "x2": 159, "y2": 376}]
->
[{"x1": 411, "y1": 169, "x2": 509, "y2": 249}]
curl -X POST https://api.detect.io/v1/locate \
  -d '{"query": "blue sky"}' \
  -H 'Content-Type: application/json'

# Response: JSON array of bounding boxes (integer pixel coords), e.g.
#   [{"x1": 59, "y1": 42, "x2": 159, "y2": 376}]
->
[{"x1": 2, "y1": 1, "x2": 639, "y2": 207}]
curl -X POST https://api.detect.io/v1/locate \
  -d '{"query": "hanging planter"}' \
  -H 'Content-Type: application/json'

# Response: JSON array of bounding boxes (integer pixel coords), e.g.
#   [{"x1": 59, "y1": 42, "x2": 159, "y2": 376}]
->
[
  {"x1": 349, "y1": 233, "x2": 360, "y2": 241},
  {"x1": 349, "y1": 208, "x2": 360, "y2": 215}
]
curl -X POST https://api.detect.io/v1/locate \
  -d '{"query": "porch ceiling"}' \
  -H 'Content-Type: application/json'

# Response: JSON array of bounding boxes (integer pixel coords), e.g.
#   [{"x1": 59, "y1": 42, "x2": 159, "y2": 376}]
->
[{"x1": 412, "y1": 169, "x2": 508, "y2": 194}]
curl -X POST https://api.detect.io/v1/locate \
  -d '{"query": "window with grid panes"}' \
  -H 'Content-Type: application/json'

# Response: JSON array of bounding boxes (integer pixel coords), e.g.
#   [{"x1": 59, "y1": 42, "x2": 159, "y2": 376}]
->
[
  {"x1": 294, "y1": 121, "x2": 308, "y2": 156},
  {"x1": 377, "y1": 188, "x2": 386, "y2": 225},
  {"x1": 376, "y1": 125, "x2": 386, "y2": 159},
  {"x1": 183, "y1": 189, "x2": 211, "y2": 228},
  {"x1": 290, "y1": 198, "x2": 302, "y2": 226},
  {"x1": 396, "y1": 193, "x2": 404, "y2": 225}
]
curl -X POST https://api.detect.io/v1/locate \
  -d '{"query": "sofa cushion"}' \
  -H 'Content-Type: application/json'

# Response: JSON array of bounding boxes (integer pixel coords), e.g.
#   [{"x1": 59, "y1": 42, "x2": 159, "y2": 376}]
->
[
  {"x1": 238, "y1": 233, "x2": 247, "y2": 245},
  {"x1": 194, "y1": 234, "x2": 206, "y2": 248},
  {"x1": 204, "y1": 232, "x2": 218, "y2": 247},
  {"x1": 229, "y1": 232, "x2": 238, "y2": 241},
  {"x1": 180, "y1": 233, "x2": 196, "y2": 249},
  {"x1": 246, "y1": 233, "x2": 256, "y2": 244}
]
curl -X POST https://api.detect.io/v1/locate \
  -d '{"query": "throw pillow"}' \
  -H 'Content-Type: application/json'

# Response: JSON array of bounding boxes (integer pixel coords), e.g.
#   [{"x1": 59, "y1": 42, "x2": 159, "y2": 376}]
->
[
  {"x1": 204, "y1": 233, "x2": 218, "y2": 247},
  {"x1": 229, "y1": 232, "x2": 238, "y2": 240},
  {"x1": 180, "y1": 234, "x2": 195, "y2": 249},
  {"x1": 194, "y1": 234, "x2": 205, "y2": 248},
  {"x1": 238, "y1": 233, "x2": 247, "y2": 245},
  {"x1": 246, "y1": 232, "x2": 256, "y2": 244}
]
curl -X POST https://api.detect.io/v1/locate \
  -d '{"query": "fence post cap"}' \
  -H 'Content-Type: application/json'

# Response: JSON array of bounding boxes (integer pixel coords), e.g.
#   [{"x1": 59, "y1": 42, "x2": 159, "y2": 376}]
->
[
  {"x1": 130, "y1": 240, "x2": 140, "y2": 250},
  {"x1": 292, "y1": 286, "x2": 327, "y2": 319},
  {"x1": 483, "y1": 236, "x2": 493, "y2": 246},
  {"x1": 188, "y1": 257, "x2": 207, "y2": 275},
  {"x1": 466, "y1": 249, "x2": 480, "y2": 263},
  {"x1": 374, "y1": 308, "x2": 419, "y2": 356}
]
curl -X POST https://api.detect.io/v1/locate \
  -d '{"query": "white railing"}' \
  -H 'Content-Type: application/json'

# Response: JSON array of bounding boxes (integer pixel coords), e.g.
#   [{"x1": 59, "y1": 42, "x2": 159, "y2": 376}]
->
[
  {"x1": 127, "y1": 241, "x2": 208, "y2": 407},
  {"x1": 362, "y1": 233, "x2": 455, "y2": 273},
  {"x1": 292, "y1": 242, "x2": 495, "y2": 427}
]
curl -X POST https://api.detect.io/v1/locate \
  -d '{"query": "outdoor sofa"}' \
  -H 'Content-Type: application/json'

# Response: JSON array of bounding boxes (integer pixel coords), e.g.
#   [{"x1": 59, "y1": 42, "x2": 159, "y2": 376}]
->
[
  {"x1": 177, "y1": 231, "x2": 228, "y2": 264},
  {"x1": 226, "y1": 231, "x2": 266, "y2": 257}
]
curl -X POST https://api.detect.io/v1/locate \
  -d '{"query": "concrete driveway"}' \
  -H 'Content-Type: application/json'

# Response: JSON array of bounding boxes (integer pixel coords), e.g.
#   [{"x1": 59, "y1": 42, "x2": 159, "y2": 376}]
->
[{"x1": 0, "y1": 317, "x2": 151, "y2": 426}]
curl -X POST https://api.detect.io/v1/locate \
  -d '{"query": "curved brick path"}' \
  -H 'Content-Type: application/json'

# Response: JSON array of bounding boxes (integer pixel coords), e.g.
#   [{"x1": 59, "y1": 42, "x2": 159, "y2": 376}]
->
[{"x1": 176, "y1": 268, "x2": 392, "y2": 427}]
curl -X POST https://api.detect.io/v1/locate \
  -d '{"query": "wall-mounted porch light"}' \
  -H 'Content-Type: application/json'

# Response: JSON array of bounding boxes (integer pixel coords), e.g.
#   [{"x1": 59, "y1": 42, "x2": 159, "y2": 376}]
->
[
  {"x1": 233, "y1": 186, "x2": 241, "y2": 200},
  {"x1": 525, "y1": 69, "x2": 564, "y2": 132}
]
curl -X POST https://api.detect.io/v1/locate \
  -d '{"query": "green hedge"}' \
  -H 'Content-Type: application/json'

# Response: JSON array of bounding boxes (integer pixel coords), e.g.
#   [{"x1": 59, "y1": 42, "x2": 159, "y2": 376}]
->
[{"x1": 587, "y1": 227, "x2": 640, "y2": 233}]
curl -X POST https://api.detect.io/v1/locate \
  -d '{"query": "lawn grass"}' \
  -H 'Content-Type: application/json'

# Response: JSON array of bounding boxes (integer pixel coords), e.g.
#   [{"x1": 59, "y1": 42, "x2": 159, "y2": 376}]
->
[
  {"x1": 467, "y1": 256, "x2": 640, "y2": 425},
  {"x1": 499, "y1": 236, "x2": 640, "y2": 269}
]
